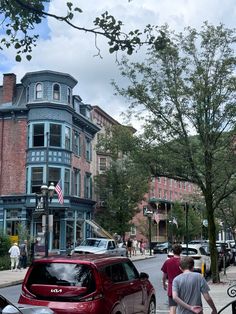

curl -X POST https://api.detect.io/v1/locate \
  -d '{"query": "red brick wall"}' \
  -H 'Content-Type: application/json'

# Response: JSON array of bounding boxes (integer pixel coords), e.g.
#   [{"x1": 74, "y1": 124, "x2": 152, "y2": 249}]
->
[{"x1": 0, "y1": 118, "x2": 27, "y2": 195}]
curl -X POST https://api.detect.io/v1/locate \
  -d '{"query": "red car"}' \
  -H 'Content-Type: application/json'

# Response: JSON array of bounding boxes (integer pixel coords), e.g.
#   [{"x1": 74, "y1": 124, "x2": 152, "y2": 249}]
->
[{"x1": 18, "y1": 255, "x2": 156, "y2": 314}]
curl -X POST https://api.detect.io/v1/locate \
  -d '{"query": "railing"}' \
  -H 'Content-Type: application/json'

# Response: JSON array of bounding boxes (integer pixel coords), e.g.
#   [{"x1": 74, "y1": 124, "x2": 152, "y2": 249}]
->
[{"x1": 217, "y1": 284, "x2": 236, "y2": 314}]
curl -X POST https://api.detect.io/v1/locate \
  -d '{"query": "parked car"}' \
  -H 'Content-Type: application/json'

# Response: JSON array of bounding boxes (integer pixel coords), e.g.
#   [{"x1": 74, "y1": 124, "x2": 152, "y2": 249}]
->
[
  {"x1": 0, "y1": 294, "x2": 54, "y2": 314},
  {"x1": 226, "y1": 240, "x2": 236, "y2": 264},
  {"x1": 72, "y1": 238, "x2": 127, "y2": 256},
  {"x1": 168, "y1": 244, "x2": 211, "y2": 276},
  {"x1": 18, "y1": 255, "x2": 156, "y2": 314},
  {"x1": 153, "y1": 242, "x2": 170, "y2": 254}
]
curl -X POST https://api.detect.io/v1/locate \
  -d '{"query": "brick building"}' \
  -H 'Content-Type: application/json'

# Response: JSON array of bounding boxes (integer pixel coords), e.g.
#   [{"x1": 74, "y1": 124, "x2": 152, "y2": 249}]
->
[{"x1": 0, "y1": 70, "x2": 100, "y2": 253}]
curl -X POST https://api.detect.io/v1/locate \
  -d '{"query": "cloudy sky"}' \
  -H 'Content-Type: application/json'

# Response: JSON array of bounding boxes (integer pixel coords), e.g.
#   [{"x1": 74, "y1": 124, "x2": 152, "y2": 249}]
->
[{"x1": 1, "y1": 0, "x2": 236, "y2": 128}]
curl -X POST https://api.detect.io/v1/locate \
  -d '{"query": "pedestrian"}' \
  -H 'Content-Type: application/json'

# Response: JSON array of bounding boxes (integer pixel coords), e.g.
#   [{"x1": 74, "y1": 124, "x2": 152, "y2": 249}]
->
[
  {"x1": 127, "y1": 237, "x2": 133, "y2": 258},
  {"x1": 172, "y1": 256, "x2": 217, "y2": 314},
  {"x1": 132, "y1": 237, "x2": 138, "y2": 256},
  {"x1": 161, "y1": 243, "x2": 182, "y2": 314},
  {"x1": 19, "y1": 240, "x2": 28, "y2": 269},
  {"x1": 8, "y1": 242, "x2": 20, "y2": 271},
  {"x1": 140, "y1": 239, "x2": 145, "y2": 255}
]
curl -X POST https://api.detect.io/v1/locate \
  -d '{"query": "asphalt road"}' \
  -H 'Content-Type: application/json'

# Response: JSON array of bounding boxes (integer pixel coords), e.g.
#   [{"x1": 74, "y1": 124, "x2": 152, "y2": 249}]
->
[{"x1": 0, "y1": 254, "x2": 169, "y2": 313}]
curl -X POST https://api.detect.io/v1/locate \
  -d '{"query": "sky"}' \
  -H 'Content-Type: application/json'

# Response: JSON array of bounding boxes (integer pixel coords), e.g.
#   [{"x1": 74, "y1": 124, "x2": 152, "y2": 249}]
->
[{"x1": 1, "y1": 0, "x2": 236, "y2": 129}]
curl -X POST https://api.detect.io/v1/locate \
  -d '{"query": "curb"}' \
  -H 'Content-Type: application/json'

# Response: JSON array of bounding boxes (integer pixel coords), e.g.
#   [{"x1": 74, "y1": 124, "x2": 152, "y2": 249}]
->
[{"x1": 0, "y1": 279, "x2": 23, "y2": 288}]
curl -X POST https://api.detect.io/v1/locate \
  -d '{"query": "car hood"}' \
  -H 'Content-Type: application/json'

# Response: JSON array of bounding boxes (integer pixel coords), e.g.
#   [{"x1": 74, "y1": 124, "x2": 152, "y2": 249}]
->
[{"x1": 12, "y1": 303, "x2": 54, "y2": 314}]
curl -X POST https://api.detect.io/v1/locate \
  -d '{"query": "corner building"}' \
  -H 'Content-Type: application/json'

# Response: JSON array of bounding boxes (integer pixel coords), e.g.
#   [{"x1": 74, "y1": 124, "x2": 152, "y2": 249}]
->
[{"x1": 0, "y1": 70, "x2": 99, "y2": 253}]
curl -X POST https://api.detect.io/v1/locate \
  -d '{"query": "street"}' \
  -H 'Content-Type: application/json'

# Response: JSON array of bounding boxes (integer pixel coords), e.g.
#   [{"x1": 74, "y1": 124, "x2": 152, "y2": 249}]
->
[{"x1": 0, "y1": 254, "x2": 169, "y2": 313}]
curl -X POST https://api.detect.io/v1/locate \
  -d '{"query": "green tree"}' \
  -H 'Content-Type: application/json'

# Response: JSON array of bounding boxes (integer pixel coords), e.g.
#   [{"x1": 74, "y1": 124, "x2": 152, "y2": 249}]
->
[
  {"x1": 114, "y1": 23, "x2": 236, "y2": 282},
  {"x1": 0, "y1": 0, "x2": 167, "y2": 61},
  {"x1": 169, "y1": 203, "x2": 202, "y2": 243},
  {"x1": 94, "y1": 125, "x2": 149, "y2": 237}
]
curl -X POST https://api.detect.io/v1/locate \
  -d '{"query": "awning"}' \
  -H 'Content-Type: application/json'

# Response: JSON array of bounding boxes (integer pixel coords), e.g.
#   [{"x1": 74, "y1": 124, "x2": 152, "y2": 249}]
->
[{"x1": 85, "y1": 220, "x2": 113, "y2": 239}]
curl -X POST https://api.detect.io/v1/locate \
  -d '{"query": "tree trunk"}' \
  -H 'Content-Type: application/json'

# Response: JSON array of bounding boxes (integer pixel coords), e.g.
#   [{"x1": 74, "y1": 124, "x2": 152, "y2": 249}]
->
[{"x1": 206, "y1": 196, "x2": 220, "y2": 283}]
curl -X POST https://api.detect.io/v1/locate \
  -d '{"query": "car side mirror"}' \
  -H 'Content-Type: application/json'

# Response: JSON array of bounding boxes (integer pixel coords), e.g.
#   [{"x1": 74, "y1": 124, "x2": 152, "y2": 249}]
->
[
  {"x1": 2, "y1": 305, "x2": 20, "y2": 314},
  {"x1": 140, "y1": 272, "x2": 149, "y2": 280}
]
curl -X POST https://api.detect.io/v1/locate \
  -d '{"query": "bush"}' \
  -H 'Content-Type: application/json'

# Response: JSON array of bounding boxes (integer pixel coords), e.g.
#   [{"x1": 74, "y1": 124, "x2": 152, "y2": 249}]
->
[
  {"x1": 0, "y1": 234, "x2": 11, "y2": 256},
  {"x1": 0, "y1": 255, "x2": 10, "y2": 270}
]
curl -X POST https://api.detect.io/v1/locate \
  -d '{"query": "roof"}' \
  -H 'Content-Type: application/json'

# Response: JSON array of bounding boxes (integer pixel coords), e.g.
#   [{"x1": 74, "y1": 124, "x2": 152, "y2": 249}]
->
[{"x1": 32, "y1": 255, "x2": 129, "y2": 268}]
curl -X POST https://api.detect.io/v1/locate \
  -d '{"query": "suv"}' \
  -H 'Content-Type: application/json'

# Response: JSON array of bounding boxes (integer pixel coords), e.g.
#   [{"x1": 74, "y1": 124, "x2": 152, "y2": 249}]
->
[{"x1": 18, "y1": 255, "x2": 156, "y2": 314}]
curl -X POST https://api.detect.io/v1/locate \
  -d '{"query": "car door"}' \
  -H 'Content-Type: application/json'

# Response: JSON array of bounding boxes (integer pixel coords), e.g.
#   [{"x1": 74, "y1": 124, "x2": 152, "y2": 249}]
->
[{"x1": 123, "y1": 261, "x2": 146, "y2": 314}]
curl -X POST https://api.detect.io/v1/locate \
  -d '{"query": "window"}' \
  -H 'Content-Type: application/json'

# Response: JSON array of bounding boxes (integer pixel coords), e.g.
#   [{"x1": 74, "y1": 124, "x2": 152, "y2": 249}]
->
[
  {"x1": 53, "y1": 83, "x2": 60, "y2": 100},
  {"x1": 48, "y1": 167, "x2": 61, "y2": 187},
  {"x1": 158, "y1": 188, "x2": 162, "y2": 198},
  {"x1": 85, "y1": 138, "x2": 92, "y2": 161},
  {"x1": 73, "y1": 168, "x2": 80, "y2": 196},
  {"x1": 26, "y1": 86, "x2": 30, "y2": 102},
  {"x1": 99, "y1": 157, "x2": 106, "y2": 172},
  {"x1": 84, "y1": 173, "x2": 92, "y2": 199},
  {"x1": 33, "y1": 124, "x2": 44, "y2": 147},
  {"x1": 67, "y1": 87, "x2": 72, "y2": 104},
  {"x1": 65, "y1": 126, "x2": 71, "y2": 150},
  {"x1": 50, "y1": 124, "x2": 61, "y2": 147},
  {"x1": 104, "y1": 263, "x2": 127, "y2": 283},
  {"x1": 35, "y1": 83, "x2": 43, "y2": 99},
  {"x1": 130, "y1": 226, "x2": 136, "y2": 235},
  {"x1": 72, "y1": 130, "x2": 80, "y2": 155},
  {"x1": 64, "y1": 169, "x2": 70, "y2": 195},
  {"x1": 31, "y1": 167, "x2": 43, "y2": 193},
  {"x1": 123, "y1": 261, "x2": 139, "y2": 280}
]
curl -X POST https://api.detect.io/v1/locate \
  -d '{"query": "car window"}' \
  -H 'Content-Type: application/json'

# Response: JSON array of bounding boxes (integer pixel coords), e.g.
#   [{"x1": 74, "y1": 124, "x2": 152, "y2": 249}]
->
[
  {"x1": 123, "y1": 261, "x2": 139, "y2": 280},
  {"x1": 104, "y1": 263, "x2": 128, "y2": 283},
  {"x1": 26, "y1": 263, "x2": 96, "y2": 289},
  {"x1": 199, "y1": 247, "x2": 207, "y2": 255}
]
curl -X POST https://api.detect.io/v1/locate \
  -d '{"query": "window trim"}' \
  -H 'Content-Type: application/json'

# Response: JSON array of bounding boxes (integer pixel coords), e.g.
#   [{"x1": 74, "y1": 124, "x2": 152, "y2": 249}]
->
[
  {"x1": 53, "y1": 83, "x2": 61, "y2": 101},
  {"x1": 35, "y1": 82, "x2": 43, "y2": 99}
]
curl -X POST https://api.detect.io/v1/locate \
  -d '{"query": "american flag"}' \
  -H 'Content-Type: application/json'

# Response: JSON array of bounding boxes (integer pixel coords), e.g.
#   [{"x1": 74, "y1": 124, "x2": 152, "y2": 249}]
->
[{"x1": 55, "y1": 179, "x2": 64, "y2": 204}]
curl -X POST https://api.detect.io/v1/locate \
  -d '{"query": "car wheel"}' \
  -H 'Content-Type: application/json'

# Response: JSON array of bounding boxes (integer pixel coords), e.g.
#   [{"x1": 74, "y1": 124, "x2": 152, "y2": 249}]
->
[{"x1": 148, "y1": 298, "x2": 156, "y2": 314}]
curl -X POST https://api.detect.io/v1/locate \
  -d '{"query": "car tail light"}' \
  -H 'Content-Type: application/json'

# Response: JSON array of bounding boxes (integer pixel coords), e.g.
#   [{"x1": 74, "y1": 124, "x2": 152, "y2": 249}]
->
[{"x1": 80, "y1": 293, "x2": 103, "y2": 302}]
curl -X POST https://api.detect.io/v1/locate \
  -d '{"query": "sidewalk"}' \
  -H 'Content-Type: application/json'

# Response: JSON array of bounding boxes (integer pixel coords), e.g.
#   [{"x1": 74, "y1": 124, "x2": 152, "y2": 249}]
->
[{"x1": 203, "y1": 266, "x2": 236, "y2": 314}]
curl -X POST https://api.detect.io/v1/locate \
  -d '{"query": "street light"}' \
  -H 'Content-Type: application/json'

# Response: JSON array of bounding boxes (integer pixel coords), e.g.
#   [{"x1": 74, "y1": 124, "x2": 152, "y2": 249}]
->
[
  {"x1": 146, "y1": 210, "x2": 153, "y2": 256},
  {"x1": 41, "y1": 182, "x2": 55, "y2": 257}
]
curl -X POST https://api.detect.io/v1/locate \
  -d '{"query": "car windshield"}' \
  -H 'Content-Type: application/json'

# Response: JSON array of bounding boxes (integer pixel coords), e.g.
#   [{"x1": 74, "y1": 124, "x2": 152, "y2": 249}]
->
[
  {"x1": 181, "y1": 248, "x2": 198, "y2": 255},
  {"x1": 81, "y1": 239, "x2": 107, "y2": 248},
  {"x1": 27, "y1": 263, "x2": 95, "y2": 287}
]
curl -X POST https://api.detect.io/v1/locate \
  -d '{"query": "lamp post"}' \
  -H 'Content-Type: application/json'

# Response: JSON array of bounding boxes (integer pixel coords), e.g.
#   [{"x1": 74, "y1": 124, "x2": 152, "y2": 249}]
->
[
  {"x1": 146, "y1": 210, "x2": 153, "y2": 256},
  {"x1": 41, "y1": 182, "x2": 55, "y2": 257}
]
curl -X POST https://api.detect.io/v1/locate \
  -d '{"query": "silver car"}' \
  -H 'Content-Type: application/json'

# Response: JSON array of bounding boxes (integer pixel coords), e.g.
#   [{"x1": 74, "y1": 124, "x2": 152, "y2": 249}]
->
[{"x1": 0, "y1": 294, "x2": 54, "y2": 314}]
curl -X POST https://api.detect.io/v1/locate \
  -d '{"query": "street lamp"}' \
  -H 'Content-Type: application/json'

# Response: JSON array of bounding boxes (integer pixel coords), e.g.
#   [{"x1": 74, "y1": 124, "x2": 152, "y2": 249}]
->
[
  {"x1": 41, "y1": 182, "x2": 55, "y2": 257},
  {"x1": 146, "y1": 210, "x2": 153, "y2": 256}
]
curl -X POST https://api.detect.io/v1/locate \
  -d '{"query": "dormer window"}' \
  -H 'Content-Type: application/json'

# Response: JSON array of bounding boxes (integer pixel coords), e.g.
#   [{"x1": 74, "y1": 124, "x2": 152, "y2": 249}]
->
[
  {"x1": 35, "y1": 83, "x2": 43, "y2": 99},
  {"x1": 53, "y1": 83, "x2": 60, "y2": 100},
  {"x1": 67, "y1": 87, "x2": 72, "y2": 104}
]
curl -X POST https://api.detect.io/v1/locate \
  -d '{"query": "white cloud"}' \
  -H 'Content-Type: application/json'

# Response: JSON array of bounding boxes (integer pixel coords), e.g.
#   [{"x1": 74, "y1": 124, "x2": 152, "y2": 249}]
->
[{"x1": 1, "y1": 0, "x2": 236, "y2": 125}]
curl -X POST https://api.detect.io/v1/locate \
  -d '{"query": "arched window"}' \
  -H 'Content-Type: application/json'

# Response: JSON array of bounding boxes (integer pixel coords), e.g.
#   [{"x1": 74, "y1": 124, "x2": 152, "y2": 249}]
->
[
  {"x1": 53, "y1": 83, "x2": 60, "y2": 100},
  {"x1": 35, "y1": 83, "x2": 43, "y2": 99}
]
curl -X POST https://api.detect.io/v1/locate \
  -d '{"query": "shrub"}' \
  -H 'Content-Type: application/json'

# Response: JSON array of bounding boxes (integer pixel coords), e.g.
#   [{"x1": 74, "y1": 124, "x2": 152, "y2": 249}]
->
[
  {"x1": 0, "y1": 234, "x2": 11, "y2": 256},
  {"x1": 0, "y1": 255, "x2": 10, "y2": 270}
]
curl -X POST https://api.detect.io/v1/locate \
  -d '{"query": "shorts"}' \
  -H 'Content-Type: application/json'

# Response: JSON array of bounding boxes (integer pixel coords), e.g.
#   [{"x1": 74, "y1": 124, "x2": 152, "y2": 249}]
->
[{"x1": 168, "y1": 296, "x2": 177, "y2": 307}]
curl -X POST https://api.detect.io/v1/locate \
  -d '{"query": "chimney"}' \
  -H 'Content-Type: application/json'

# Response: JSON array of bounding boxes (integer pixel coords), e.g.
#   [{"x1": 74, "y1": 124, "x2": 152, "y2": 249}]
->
[{"x1": 3, "y1": 73, "x2": 16, "y2": 103}]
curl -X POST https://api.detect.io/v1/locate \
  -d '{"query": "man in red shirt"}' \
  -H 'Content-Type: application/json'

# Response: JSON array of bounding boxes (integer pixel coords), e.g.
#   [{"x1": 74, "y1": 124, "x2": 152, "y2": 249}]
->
[{"x1": 161, "y1": 244, "x2": 182, "y2": 314}]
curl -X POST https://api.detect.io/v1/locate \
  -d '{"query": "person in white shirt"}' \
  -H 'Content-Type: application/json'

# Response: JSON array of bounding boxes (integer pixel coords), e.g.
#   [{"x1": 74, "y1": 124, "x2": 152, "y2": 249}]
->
[{"x1": 8, "y1": 242, "x2": 20, "y2": 271}]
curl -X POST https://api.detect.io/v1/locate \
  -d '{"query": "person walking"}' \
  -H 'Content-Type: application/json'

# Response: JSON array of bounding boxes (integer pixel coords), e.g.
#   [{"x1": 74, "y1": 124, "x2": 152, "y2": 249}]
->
[
  {"x1": 161, "y1": 243, "x2": 182, "y2": 314},
  {"x1": 19, "y1": 240, "x2": 28, "y2": 269},
  {"x1": 127, "y1": 238, "x2": 133, "y2": 258},
  {"x1": 132, "y1": 237, "x2": 138, "y2": 256},
  {"x1": 8, "y1": 242, "x2": 20, "y2": 271},
  {"x1": 172, "y1": 256, "x2": 217, "y2": 314}
]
